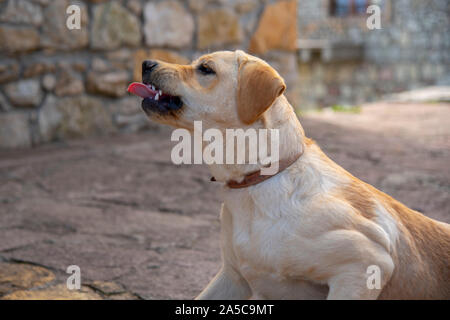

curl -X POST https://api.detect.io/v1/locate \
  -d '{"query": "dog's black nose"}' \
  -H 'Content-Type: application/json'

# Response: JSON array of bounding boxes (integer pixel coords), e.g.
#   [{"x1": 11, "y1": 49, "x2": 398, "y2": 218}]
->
[{"x1": 142, "y1": 60, "x2": 158, "y2": 74}]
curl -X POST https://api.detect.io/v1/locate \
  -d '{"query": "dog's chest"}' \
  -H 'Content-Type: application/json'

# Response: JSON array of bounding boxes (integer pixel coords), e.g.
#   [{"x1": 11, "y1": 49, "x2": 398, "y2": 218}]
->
[
  {"x1": 232, "y1": 214, "x2": 327, "y2": 299},
  {"x1": 233, "y1": 214, "x2": 287, "y2": 268},
  {"x1": 224, "y1": 195, "x2": 327, "y2": 299},
  {"x1": 224, "y1": 191, "x2": 292, "y2": 266}
]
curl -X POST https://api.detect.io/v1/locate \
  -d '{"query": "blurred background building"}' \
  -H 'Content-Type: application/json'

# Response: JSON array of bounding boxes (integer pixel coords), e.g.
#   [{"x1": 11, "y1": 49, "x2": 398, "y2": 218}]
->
[
  {"x1": 297, "y1": 0, "x2": 449, "y2": 108},
  {"x1": 0, "y1": 0, "x2": 449, "y2": 148}
]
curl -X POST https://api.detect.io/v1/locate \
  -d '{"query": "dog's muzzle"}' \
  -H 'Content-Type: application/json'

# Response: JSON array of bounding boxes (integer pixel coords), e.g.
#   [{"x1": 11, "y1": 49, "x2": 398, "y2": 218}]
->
[{"x1": 127, "y1": 60, "x2": 183, "y2": 115}]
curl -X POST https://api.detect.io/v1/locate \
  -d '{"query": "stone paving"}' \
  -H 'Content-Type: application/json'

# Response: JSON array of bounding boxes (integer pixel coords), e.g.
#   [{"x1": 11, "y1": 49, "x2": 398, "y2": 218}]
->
[{"x1": 0, "y1": 102, "x2": 449, "y2": 299}]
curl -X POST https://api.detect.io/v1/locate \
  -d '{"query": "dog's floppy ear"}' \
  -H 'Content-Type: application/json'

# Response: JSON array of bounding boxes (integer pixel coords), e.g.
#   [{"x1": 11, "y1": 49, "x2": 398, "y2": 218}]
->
[{"x1": 237, "y1": 57, "x2": 286, "y2": 125}]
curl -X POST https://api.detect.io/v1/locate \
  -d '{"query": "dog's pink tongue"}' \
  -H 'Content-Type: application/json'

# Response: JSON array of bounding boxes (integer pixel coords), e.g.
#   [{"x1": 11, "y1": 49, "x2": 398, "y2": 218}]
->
[{"x1": 127, "y1": 82, "x2": 156, "y2": 99}]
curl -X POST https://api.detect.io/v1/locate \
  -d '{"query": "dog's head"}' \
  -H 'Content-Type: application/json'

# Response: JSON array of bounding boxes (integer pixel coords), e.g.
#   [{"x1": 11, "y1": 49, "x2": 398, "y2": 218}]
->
[{"x1": 128, "y1": 50, "x2": 286, "y2": 130}]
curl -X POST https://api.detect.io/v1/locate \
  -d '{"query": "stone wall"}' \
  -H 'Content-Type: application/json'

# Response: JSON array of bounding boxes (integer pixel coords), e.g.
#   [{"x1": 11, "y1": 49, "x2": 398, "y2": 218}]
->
[
  {"x1": 297, "y1": 0, "x2": 450, "y2": 108},
  {"x1": 0, "y1": 0, "x2": 299, "y2": 148}
]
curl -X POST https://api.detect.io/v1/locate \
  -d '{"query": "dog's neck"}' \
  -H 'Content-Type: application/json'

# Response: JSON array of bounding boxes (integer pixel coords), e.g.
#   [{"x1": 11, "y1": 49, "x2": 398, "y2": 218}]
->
[{"x1": 208, "y1": 96, "x2": 305, "y2": 185}]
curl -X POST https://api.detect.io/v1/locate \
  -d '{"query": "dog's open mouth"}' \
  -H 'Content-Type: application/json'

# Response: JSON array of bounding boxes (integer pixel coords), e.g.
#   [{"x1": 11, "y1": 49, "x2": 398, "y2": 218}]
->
[{"x1": 127, "y1": 82, "x2": 183, "y2": 114}]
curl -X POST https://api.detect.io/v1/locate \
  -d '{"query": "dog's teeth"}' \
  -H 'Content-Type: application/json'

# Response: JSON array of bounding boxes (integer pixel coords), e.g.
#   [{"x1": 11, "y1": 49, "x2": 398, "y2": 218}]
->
[{"x1": 155, "y1": 93, "x2": 159, "y2": 101}]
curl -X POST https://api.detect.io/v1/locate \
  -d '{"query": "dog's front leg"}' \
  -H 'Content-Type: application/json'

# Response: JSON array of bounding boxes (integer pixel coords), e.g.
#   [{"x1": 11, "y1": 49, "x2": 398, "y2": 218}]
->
[
  {"x1": 195, "y1": 266, "x2": 251, "y2": 300},
  {"x1": 326, "y1": 257, "x2": 394, "y2": 300},
  {"x1": 196, "y1": 204, "x2": 251, "y2": 300},
  {"x1": 321, "y1": 230, "x2": 395, "y2": 300},
  {"x1": 327, "y1": 272, "x2": 382, "y2": 300}
]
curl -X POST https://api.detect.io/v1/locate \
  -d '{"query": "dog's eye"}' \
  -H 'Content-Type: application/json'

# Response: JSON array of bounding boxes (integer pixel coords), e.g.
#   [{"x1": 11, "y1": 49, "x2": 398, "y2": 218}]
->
[{"x1": 197, "y1": 63, "x2": 215, "y2": 75}]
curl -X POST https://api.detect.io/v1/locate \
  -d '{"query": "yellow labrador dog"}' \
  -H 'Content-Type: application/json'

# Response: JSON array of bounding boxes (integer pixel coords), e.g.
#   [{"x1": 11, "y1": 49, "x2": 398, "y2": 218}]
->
[{"x1": 128, "y1": 50, "x2": 450, "y2": 300}]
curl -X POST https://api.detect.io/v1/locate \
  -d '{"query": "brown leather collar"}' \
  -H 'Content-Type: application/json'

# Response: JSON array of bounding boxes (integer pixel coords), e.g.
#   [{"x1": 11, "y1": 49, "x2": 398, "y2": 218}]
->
[{"x1": 211, "y1": 150, "x2": 303, "y2": 189}]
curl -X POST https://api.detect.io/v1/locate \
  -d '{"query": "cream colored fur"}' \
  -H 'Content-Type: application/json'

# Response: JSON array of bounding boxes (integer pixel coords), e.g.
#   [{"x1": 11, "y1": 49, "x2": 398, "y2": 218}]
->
[{"x1": 142, "y1": 50, "x2": 450, "y2": 300}]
